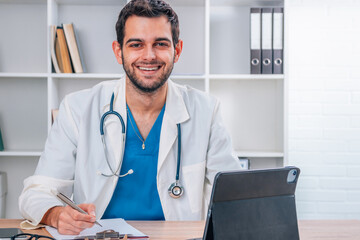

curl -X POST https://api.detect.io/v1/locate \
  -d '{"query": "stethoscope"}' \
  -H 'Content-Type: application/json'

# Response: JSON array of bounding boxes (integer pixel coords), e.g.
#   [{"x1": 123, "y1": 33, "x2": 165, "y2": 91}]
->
[{"x1": 99, "y1": 92, "x2": 184, "y2": 198}]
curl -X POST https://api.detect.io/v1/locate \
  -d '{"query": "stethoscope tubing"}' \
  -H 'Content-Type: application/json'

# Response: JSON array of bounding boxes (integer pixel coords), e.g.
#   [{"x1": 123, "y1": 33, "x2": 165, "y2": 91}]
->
[
  {"x1": 176, "y1": 124, "x2": 181, "y2": 182},
  {"x1": 100, "y1": 93, "x2": 125, "y2": 135},
  {"x1": 99, "y1": 92, "x2": 183, "y2": 198},
  {"x1": 100, "y1": 93, "x2": 127, "y2": 177}
]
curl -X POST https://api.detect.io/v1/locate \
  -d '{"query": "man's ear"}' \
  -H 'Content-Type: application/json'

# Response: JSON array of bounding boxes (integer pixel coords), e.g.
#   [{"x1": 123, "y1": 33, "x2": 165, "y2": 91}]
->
[
  {"x1": 112, "y1": 41, "x2": 123, "y2": 65},
  {"x1": 174, "y1": 39, "x2": 183, "y2": 63}
]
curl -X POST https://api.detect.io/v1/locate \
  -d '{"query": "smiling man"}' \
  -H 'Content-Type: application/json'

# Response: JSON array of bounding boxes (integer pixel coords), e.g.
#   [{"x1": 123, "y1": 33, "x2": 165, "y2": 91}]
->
[
  {"x1": 117, "y1": 15, "x2": 180, "y2": 93},
  {"x1": 19, "y1": 0, "x2": 241, "y2": 235}
]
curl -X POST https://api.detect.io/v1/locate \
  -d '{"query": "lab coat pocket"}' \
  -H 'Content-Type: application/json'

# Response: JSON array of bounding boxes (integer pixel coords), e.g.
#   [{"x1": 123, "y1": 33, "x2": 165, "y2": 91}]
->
[{"x1": 182, "y1": 161, "x2": 206, "y2": 213}]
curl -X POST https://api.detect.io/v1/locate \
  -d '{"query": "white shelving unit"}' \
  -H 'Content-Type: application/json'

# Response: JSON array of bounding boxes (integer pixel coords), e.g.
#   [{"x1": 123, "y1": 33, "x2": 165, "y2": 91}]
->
[{"x1": 0, "y1": 0, "x2": 286, "y2": 217}]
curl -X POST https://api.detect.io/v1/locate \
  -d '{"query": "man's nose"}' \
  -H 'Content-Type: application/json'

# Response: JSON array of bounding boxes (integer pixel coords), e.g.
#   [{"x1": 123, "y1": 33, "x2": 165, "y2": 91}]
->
[{"x1": 142, "y1": 46, "x2": 156, "y2": 60}]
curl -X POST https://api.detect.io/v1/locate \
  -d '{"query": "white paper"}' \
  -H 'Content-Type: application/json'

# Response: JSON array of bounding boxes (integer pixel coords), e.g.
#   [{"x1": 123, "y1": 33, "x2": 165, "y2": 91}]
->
[{"x1": 46, "y1": 218, "x2": 147, "y2": 240}]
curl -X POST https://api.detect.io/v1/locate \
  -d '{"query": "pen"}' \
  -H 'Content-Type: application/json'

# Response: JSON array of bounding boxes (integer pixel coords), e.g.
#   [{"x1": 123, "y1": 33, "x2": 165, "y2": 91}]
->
[{"x1": 56, "y1": 192, "x2": 103, "y2": 227}]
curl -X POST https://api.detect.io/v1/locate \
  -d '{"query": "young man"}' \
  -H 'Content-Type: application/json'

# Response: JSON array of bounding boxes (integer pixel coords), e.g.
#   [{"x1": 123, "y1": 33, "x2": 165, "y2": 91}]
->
[{"x1": 19, "y1": 0, "x2": 241, "y2": 235}]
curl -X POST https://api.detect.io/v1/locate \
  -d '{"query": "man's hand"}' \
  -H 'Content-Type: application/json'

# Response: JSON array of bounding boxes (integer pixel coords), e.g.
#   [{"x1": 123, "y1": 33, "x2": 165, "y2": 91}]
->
[{"x1": 41, "y1": 204, "x2": 97, "y2": 235}]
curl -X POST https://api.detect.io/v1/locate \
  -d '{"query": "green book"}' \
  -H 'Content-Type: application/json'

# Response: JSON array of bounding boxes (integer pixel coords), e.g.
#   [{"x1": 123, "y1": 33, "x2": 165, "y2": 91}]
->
[{"x1": 0, "y1": 127, "x2": 4, "y2": 151}]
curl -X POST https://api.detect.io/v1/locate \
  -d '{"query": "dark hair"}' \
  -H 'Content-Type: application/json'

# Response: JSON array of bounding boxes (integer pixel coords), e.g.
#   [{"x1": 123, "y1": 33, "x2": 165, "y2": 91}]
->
[{"x1": 116, "y1": 0, "x2": 180, "y2": 48}]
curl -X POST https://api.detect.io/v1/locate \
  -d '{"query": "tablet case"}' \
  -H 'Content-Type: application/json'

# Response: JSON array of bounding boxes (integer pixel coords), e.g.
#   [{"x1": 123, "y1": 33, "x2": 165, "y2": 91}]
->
[{"x1": 202, "y1": 167, "x2": 300, "y2": 240}]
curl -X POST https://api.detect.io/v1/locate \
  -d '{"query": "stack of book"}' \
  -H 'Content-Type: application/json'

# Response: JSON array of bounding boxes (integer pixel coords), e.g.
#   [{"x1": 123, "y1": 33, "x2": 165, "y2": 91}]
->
[
  {"x1": 250, "y1": 8, "x2": 284, "y2": 74},
  {"x1": 50, "y1": 23, "x2": 84, "y2": 73}
]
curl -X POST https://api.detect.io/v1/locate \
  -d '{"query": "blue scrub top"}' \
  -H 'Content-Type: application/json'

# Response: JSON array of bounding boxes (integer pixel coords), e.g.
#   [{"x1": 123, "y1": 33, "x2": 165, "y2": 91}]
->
[{"x1": 102, "y1": 104, "x2": 165, "y2": 220}]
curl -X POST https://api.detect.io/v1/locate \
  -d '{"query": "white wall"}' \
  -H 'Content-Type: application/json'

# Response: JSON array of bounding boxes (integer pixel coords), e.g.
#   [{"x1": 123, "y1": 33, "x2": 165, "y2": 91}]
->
[{"x1": 287, "y1": 0, "x2": 360, "y2": 219}]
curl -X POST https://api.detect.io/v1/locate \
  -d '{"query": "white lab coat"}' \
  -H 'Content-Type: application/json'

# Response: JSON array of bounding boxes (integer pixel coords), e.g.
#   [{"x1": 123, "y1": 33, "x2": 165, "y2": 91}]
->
[{"x1": 19, "y1": 76, "x2": 241, "y2": 227}]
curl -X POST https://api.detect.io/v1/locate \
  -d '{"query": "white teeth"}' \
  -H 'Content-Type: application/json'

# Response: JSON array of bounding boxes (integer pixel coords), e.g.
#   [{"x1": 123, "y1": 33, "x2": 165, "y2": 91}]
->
[{"x1": 138, "y1": 66, "x2": 158, "y2": 71}]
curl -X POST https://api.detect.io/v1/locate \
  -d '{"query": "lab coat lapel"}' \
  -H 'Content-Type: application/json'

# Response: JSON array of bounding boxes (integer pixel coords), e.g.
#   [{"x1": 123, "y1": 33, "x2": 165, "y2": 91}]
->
[
  {"x1": 102, "y1": 76, "x2": 127, "y2": 174},
  {"x1": 158, "y1": 80, "x2": 190, "y2": 173}
]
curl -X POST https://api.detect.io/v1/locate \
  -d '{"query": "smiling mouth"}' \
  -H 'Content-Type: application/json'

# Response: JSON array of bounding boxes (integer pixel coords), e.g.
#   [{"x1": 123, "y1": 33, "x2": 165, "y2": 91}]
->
[{"x1": 137, "y1": 65, "x2": 162, "y2": 71}]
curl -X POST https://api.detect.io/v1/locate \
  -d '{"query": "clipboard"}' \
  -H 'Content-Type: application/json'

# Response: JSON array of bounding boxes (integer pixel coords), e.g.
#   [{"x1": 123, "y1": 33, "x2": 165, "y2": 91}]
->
[{"x1": 200, "y1": 167, "x2": 300, "y2": 240}]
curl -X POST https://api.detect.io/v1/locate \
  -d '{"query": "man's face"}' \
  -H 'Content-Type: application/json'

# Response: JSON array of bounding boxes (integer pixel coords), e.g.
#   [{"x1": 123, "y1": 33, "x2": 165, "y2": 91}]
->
[{"x1": 114, "y1": 15, "x2": 182, "y2": 93}]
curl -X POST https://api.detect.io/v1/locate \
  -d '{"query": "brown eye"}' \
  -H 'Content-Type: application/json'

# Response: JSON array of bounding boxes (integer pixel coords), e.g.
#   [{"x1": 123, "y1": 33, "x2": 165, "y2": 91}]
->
[
  {"x1": 156, "y1": 42, "x2": 168, "y2": 47},
  {"x1": 130, "y1": 43, "x2": 141, "y2": 48}
]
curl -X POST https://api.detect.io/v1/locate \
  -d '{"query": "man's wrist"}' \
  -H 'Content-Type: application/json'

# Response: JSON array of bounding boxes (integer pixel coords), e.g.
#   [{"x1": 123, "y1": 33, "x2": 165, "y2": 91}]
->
[{"x1": 41, "y1": 206, "x2": 63, "y2": 227}]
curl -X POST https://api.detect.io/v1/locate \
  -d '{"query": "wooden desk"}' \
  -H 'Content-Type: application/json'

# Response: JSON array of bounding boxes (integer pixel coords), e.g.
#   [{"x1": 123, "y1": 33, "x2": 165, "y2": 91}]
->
[{"x1": 1, "y1": 219, "x2": 360, "y2": 240}]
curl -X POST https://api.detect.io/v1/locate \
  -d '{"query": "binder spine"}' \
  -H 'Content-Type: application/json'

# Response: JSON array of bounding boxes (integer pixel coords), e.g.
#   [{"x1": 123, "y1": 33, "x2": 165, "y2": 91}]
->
[
  {"x1": 250, "y1": 8, "x2": 261, "y2": 74},
  {"x1": 273, "y1": 49, "x2": 283, "y2": 74},
  {"x1": 273, "y1": 8, "x2": 284, "y2": 74},
  {"x1": 261, "y1": 8, "x2": 273, "y2": 74}
]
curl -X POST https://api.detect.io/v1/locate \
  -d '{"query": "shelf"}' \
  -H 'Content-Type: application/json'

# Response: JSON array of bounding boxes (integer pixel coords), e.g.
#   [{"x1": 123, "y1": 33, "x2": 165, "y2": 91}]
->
[
  {"x1": 209, "y1": 74, "x2": 284, "y2": 80},
  {"x1": 50, "y1": 73, "x2": 123, "y2": 79},
  {"x1": 210, "y1": 0, "x2": 283, "y2": 7},
  {"x1": 0, "y1": 0, "x2": 45, "y2": 4},
  {"x1": 50, "y1": 73, "x2": 206, "y2": 80},
  {"x1": 53, "y1": 0, "x2": 205, "y2": 6},
  {"x1": 235, "y1": 151, "x2": 284, "y2": 158},
  {"x1": 0, "y1": 151, "x2": 42, "y2": 157},
  {"x1": 0, "y1": 73, "x2": 206, "y2": 80},
  {"x1": 170, "y1": 74, "x2": 206, "y2": 80},
  {"x1": 0, "y1": 73, "x2": 48, "y2": 78},
  {"x1": 54, "y1": 0, "x2": 126, "y2": 6}
]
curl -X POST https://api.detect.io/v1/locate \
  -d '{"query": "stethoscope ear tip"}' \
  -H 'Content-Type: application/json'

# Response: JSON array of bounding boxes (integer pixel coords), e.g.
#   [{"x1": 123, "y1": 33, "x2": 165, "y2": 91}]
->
[{"x1": 96, "y1": 171, "x2": 102, "y2": 176}]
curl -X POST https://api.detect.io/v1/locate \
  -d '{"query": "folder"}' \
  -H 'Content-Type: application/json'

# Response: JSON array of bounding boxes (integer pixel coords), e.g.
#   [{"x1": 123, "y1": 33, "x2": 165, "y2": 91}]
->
[
  {"x1": 261, "y1": 8, "x2": 273, "y2": 74},
  {"x1": 273, "y1": 8, "x2": 284, "y2": 74},
  {"x1": 250, "y1": 8, "x2": 261, "y2": 74}
]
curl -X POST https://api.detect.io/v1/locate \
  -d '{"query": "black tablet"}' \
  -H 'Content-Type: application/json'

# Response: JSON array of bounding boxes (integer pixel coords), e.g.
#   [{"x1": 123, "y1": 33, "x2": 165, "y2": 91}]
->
[{"x1": 196, "y1": 167, "x2": 300, "y2": 240}]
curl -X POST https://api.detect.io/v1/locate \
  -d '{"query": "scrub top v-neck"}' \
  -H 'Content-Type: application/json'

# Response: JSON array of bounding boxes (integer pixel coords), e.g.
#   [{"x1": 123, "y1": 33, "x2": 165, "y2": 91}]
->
[{"x1": 102, "y1": 104, "x2": 166, "y2": 220}]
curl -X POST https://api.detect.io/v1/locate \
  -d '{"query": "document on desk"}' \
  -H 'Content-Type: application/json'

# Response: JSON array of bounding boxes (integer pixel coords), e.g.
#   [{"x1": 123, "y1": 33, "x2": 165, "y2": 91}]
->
[{"x1": 46, "y1": 218, "x2": 148, "y2": 239}]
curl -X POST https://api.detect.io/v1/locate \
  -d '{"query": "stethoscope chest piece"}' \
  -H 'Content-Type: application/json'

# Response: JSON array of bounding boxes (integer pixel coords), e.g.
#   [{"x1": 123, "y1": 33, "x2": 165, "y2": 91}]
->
[{"x1": 168, "y1": 181, "x2": 184, "y2": 198}]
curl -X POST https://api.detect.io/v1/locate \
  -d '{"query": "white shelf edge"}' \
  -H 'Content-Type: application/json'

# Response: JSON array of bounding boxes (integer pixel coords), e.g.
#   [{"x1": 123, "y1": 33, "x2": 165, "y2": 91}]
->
[
  {"x1": 0, "y1": 73, "x2": 207, "y2": 80},
  {"x1": 53, "y1": 0, "x2": 203, "y2": 7},
  {"x1": 0, "y1": 0, "x2": 46, "y2": 4},
  {"x1": 0, "y1": 151, "x2": 42, "y2": 157},
  {"x1": 50, "y1": 73, "x2": 123, "y2": 79},
  {"x1": 210, "y1": 0, "x2": 284, "y2": 7},
  {"x1": 210, "y1": 74, "x2": 284, "y2": 80},
  {"x1": 235, "y1": 151, "x2": 284, "y2": 158},
  {"x1": 50, "y1": 73, "x2": 206, "y2": 80},
  {"x1": 0, "y1": 73, "x2": 48, "y2": 78},
  {"x1": 170, "y1": 74, "x2": 205, "y2": 80}
]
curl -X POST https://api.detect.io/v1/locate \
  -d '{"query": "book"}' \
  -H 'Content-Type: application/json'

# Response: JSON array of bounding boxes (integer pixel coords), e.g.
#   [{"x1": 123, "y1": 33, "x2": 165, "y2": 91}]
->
[
  {"x1": 56, "y1": 26, "x2": 73, "y2": 73},
  {"x1": 55, "y1": 34, "x2": 64, "y2": 72},
  {"x1": 50, "y1": 25, "x2": 61, "y2": 73},
  {"x1": 63, "y1": 23, "x2": 84, "y2": 73}
]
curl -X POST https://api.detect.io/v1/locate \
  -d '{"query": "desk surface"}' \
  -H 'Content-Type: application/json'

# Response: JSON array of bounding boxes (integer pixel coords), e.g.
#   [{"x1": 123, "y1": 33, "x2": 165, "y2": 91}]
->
[{"x1": 1, "y1": 219, "x2": 360, "y2": 240}]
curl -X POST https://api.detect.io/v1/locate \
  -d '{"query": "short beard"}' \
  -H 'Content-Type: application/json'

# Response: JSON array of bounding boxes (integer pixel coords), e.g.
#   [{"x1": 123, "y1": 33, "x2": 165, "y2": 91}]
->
[{"x1": 122, "y1": 53, "x2": 174, "y2": 94}]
